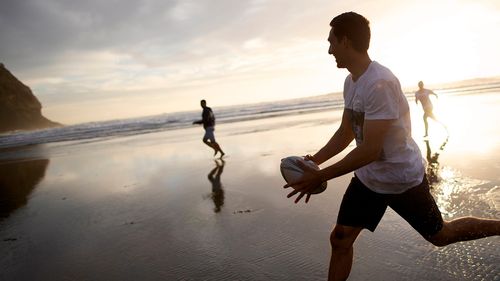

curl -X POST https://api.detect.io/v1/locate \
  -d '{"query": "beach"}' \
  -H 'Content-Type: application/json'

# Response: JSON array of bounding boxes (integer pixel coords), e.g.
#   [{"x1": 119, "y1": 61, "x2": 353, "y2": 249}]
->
[{"x1": 1, "y1": 91, "x2": 499, "y2": 281}]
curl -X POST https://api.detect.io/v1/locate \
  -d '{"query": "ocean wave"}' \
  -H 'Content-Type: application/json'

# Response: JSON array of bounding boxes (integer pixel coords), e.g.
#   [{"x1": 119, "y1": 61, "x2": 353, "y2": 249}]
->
[{"x1": 0, "y1": 81, "x2": 498, "y2": 149}]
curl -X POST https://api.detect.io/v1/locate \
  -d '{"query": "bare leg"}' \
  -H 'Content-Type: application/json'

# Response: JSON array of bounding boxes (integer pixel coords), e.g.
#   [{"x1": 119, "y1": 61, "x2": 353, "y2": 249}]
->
[
  {"x1": 428, "y1": 217, "x2": 500, "y2": 247},
  {"x1": 423, "y1": 114, "x2": 429, "y2": 137},
  {"x1": 203, "y1": 140, "x2": 218, "y2": 155},
  {"x1": 425, "y1": 110, "x2": 448, "y2": 136},
  {"x1": 329, "y1": 225, "x2": 363, "y2": 281},
  {"x1": 212, "y1": 142, "x2": 225, "y2": 158},
  {"x1": 429, "y1": 114, "x2": 448, "y2": 134}
]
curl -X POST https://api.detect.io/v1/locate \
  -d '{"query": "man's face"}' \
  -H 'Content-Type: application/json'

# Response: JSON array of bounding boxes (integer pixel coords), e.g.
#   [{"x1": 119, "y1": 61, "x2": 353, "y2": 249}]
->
[
  {"x1": 200, "y1": 101, "x2": 206, "y2": 108},
  {"x1": 328, "y1": 27, "x2": 347, "y2": 68}
]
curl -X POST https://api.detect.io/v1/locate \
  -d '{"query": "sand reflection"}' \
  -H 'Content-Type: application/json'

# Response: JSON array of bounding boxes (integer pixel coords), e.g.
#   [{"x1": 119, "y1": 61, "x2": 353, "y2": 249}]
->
[
  {"x1": 207, "y1": 159, "x2": 225, "y2": 213},
  {"x1": 0, "y1": 158, "x2": 49, "y2": 218},
  {"x1": 424, "y1": 135, "x2": 498, "y2": 219},
  {"x1": 424, "y1": 137, "x2": 449, "y2": 188}
]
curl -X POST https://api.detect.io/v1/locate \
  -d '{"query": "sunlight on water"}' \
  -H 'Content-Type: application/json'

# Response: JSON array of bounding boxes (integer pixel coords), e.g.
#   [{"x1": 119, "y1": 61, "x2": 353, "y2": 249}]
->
[
  {"x1": 431, "y1": 93, "x2": 499, "y2": 154},
  {"x1": 431, "y1": 166, "x2": 489, "y2": 219},
  {"x1": 429, "y1": 164, "x2": 500, "y2": 221},
  {"x1": 485, "y1": 185, "x2": 500, "y2": 210}
]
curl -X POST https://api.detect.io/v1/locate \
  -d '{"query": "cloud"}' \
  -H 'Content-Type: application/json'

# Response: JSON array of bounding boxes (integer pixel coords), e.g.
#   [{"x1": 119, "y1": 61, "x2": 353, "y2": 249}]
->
[
  {"x1": 167, "y1": 1, "x2": 200, "y2": 22},
  {"x1": 0, "y1": 0, "x2": 344, "y2": 123},
  {"x1": 1, "y1": 0, "x2": 333, "y2": 70},
  {"x1": 4, "y1": 0, "x2": 498, "y2": 124},
  {"x1": 243, "y1": 38, "x2": 266, "y2": 49}
]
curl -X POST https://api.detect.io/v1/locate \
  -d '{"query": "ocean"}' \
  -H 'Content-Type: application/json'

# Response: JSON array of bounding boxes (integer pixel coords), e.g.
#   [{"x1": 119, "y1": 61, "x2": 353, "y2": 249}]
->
[{"x1": 1, "y1": 80, "x2": 499, "y2": 150}]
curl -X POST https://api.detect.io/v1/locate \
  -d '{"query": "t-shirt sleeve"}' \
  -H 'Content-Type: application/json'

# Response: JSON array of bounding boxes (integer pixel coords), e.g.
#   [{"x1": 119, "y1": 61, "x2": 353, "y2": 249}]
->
[
  {"x1": 343, "y1": 76, "x2": 351, "y2": 108},
  {"x1": 364, "y1": 80, "x2": 399, "y2": 120}
]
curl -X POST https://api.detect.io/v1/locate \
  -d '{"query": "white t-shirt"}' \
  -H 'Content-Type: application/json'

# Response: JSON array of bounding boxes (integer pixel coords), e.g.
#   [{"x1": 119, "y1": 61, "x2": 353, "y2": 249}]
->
[
  {"x1": 343, "y1": 61, "x2": 424, "y2": 194},
  {"x1": 415, "y1": 89, "x2": 434, "y2": 112}
]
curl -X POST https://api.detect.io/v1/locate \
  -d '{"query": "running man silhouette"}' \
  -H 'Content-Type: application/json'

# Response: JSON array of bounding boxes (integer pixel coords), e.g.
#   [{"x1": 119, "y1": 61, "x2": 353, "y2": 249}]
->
[
  {"x1": 415, "y1": 81, "x2": 446, "y2": 137},
  {"x1": 193, "y1": 100, "x2": 225, "y2": 157},
  {"x1": 284, "y1": 12, "x2": 500, "y2": 281}
]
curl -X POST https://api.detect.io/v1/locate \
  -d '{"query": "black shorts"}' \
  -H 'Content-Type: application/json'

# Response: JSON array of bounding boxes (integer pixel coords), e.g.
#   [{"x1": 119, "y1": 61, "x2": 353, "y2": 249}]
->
[{"x1": 337, "y1": 175, "x2": 443, "y2": 239}]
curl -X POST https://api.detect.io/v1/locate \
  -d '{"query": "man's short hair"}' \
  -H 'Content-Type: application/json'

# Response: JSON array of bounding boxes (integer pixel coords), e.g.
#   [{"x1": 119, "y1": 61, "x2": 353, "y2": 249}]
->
[{"x1": 330, "y1": 12, "x2": 370, "y2": 53}]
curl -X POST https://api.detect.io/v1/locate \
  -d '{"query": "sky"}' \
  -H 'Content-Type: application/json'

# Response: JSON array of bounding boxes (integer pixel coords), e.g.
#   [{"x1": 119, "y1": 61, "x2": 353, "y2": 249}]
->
[{"x1": 1, "y1": 0, "x2": 500, "y2": 124}]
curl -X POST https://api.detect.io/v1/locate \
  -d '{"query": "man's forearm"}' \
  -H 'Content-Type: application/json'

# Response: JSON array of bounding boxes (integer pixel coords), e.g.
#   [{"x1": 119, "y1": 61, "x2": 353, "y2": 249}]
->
[
  {"x1": 319, "y1": 118, "x2": 391, "y2": 181},
  {"x1": 313, "y1": 128, "x2": 353, "y2": 165},
  {"x1": 319, "y1": 143, "x2": 380, "y2": 182},
  {"x1": 312, "y1": 110, "x2": 355, "y2": 165}
]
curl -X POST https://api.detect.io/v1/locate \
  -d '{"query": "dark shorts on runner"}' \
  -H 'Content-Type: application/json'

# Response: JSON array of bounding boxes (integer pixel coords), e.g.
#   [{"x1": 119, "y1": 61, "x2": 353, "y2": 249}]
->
[
  {"x1": 203, "y1": 127, "x2": 216, "y2": 143},
  {"x1": 337, "y1": 175, "x2": 443, "y2": 239}
]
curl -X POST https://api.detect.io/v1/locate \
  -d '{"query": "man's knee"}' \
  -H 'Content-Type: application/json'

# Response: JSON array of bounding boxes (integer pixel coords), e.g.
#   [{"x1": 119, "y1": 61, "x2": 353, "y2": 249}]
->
[
  {"x1": 426, "y1": 223, "x2": 451, "y2": 247},
  {"x1": 330, "y1": 225, "x2": 359, "y2": 251}
]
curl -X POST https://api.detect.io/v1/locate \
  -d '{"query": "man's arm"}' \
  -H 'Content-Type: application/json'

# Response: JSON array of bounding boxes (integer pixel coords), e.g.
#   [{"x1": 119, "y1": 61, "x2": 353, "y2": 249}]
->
[
  {"x1": 310, "y1": 109, "x2": 355, "y2": 165},
  {"x1": 430, "y1": 90, "x2": 438, "y2": 98},
  {"x1": 285, "y1": 119, "x2": 392, "y2": 203},
  {"x1": 319, "y1": 119, "x2": 391, "y2": 180}
]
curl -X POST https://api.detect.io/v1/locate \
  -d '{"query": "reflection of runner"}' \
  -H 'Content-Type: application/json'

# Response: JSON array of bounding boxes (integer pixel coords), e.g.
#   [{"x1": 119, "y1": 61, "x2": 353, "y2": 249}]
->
[
  {"x1": 208, "y1": 159, "x2": 225, "y2": 213},
  {"x1": 424, "y1": 137, "x2": 448, "y2": 187},
  {"x1": 415, "y1": 81, "x2": 446, "y2": 137}
]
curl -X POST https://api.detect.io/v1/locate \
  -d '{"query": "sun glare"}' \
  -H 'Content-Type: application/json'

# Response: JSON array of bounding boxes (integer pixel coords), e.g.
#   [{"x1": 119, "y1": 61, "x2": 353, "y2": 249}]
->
[
  {"x1": 371, "y1": 1, "x2": 500, "y2": 87},
  {"x1": 428, "y1": 93, "x2": 499, "y2": 154}
]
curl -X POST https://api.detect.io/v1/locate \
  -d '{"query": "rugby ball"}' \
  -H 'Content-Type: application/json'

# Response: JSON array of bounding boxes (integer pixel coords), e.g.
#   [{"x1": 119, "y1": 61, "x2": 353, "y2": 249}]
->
[{"x1": 280, "y1": 156, "x2": 327, "y2": 194}]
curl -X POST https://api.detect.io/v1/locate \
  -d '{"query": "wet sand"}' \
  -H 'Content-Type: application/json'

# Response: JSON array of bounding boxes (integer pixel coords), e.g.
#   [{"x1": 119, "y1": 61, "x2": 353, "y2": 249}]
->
[{"x1": 0, "y1": 92, "x2": 499, "y2": 281}]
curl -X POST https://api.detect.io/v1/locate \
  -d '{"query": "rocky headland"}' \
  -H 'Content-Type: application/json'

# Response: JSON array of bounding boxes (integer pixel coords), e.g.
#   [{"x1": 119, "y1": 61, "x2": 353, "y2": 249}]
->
[{"x1": 0, "y1": 63, "x2": 60, "y2": 133}]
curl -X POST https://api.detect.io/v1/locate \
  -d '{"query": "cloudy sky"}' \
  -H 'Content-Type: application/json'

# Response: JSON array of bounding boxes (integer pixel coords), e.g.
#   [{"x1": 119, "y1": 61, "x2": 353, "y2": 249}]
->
[{"x1": 1, "y1": 0, "x2": 499, "y2": 124}]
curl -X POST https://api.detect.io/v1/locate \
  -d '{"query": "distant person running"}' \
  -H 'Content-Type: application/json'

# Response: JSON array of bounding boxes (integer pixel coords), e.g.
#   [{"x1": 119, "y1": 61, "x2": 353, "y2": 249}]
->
[
  {"x1": 193, "y1": 100, "x2": 225, "y2": 157},
  {"x1": 415, "y1": 81, "x2": 446, "y2": 137}
]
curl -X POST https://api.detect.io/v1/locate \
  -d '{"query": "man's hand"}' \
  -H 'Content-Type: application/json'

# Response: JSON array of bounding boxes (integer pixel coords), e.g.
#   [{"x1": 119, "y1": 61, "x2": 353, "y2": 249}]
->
[
  {"x1": 304, "y1": 154, "x2": 318, "y2": 165},
  {"x1": 283, "y1": 158, "x2": 324, "y2": 204}
]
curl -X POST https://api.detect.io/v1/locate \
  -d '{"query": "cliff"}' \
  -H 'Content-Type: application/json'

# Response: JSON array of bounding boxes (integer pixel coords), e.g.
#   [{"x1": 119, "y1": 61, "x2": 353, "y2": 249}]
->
[{"x1": 0, "y1": 63, "x2": 60, "y2": 133}]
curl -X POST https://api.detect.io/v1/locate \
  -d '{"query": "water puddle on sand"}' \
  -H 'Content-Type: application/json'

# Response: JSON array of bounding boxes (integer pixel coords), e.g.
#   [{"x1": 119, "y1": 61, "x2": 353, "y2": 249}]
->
[{"x1": 429, "y1": 166, "x2": 499, "y2": 219}]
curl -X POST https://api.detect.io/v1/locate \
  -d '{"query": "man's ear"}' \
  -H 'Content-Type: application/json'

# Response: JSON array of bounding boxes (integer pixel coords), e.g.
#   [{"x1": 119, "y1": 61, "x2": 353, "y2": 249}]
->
[{"x1": 341, "y1": 36, "x2": 351, "y2": 49}]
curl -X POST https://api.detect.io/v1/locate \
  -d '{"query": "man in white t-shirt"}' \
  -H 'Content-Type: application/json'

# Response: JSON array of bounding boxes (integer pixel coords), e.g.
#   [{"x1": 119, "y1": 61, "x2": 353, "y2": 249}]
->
[
  {"x1": 415, "y1": 81, "x2": 445, "y2": 137},
  {"x1": 283, "y1": 12, "x2": 500, "y2": 281}
]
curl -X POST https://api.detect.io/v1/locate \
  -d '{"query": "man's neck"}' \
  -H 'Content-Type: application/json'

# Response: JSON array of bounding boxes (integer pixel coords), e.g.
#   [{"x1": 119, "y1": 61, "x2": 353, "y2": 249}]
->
[{"x1": 347, "y1": 54, "x2": 372, "y2": 82}]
